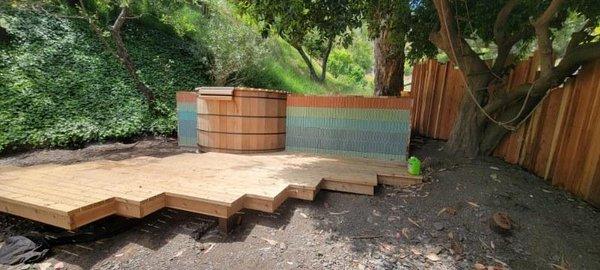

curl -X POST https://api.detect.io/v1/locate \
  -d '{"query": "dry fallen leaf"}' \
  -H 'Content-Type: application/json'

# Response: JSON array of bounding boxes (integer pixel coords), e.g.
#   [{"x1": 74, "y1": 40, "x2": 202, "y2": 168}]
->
[
  {"x1": 408, "y1": 217, "x2": 421, "y2": 228},
  {"x1": 329, "y1": 210, "x2": 349, "y2": 215},
  {"x1": 261, "y1": 237, "x2": 278, "y2": 245},
  {"x1": 401, "y1": 228, "x2": 410, "y2": 239},
  {"x1": 300, "y1": 213, "x2": 309, "y2": 218},
  {"x1": 54, "y1": 262, "x2": 65, "y2": 270},
  {"x1": 451, "y1": 240, "x2": 463, "y2": 255},
  {"x1": 38, "y1": 262, "x2": 52, "y2": 270},
  {"x1": 425, "y1": 253, "x2": 441, "y2": 261},
  {"x1": 378, "y1": 243, "x2": 396, "y2": 254},
  {"x1": 438, "y1": 207, "x2": 457, "y2": 216},
  {"x1": 493, "y1": 258, "x2": 508, "y2": 267},
  {"x1": 473, "y1": 263, "x2": 486, "y2": 270},
  {"x1": 410, "y1": 247, "x2": 422, "y2": 256},
  {"x1": 549, "y1": 263, "x2": 569, "y2": 270},
  {"x1": 467, "y1": 201, "x2": 480, "y2": 208}
]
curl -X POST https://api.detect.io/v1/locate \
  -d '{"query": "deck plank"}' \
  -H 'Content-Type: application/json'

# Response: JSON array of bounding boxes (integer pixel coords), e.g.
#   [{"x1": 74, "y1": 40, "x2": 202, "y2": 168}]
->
[{"x1": 0, "y1": 152, "x2": 404, "y2": 230}]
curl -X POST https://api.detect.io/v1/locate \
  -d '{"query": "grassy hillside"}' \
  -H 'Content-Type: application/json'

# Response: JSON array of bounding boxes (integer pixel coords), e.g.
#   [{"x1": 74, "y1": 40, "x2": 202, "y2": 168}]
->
[{"x1": 245, "y1": 37, "x2": 372, "y2": 96}]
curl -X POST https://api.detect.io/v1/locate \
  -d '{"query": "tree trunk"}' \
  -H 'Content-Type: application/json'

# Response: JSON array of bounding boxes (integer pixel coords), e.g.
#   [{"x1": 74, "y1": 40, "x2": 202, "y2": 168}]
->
[
  {"x1": 445, "y1": 75, "x2": 490, "y2": 156},
  {"x1": 374, "y1": 28, "x2": 405, "y2": 96},
  {"x1": 319, "y1": 38, "x2": 333, "y2": 82},
  {"x1": 110, "y1": 8, "x2": 155, "y2": 103},
  {"x1": 292, "y1": 44, "x2": 320, "y2": 81},
  {"x1": 445, "y1": 93, "x2": 486, "y2": 156},
  {"x1": 430, "y1": 0, "x2": 495, "y2": 156}
]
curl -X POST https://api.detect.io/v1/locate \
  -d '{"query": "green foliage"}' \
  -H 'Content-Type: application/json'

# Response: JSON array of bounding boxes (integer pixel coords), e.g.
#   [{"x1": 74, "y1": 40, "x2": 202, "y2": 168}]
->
[
  {"x1": 329, "y1": 50, "x2": 367, "y2": 85},
  {"x1": 244, "y1": 37, "x2": 371, "y2": 95},
  {"x1": 361, "y1": 0, "x2": 412, "y2": 70},
  {"x1": 238, "y1": 0, "x2": 361, "y2": 47},
  {"x1": 237, "y1": 0, "x2": 363, "y2": 81},
  {"x1": 0, "y1": 6, "x2": 210, "y2": 153},
  {"x1": 362, "y1": 0, "x2": 410, "y2": 41},
  {"x1": 161, "y1": 0, "x2": 268, "y2": 86},
  {"x1": 346, "y1": 27, "x2": 374, "y2": 72},
  {"x1": 404, "y1": 1, "x2": 438, "y2": 62},
  {"x1": 326, "y1": 28, "x2": 373, "y2": 87},
  {"x1": 409, "y1": 0, "x2": 600, "y2": 62}
]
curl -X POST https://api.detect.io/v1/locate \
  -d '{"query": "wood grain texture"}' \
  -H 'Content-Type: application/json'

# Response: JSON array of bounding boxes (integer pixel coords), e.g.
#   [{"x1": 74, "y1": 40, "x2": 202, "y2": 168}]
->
[
  {"x1": 197, "y1": 88, "x2": 287, "y2": 153},
  {"x1": 0, "y1": 152, "x2": 409, "y2": 230}
]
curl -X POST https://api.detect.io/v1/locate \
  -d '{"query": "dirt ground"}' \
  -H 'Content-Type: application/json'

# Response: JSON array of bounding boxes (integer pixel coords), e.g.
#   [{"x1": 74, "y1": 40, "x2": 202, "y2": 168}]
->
[{"x1": 0, "y1": 137, "x2": 599, "y2": 270}]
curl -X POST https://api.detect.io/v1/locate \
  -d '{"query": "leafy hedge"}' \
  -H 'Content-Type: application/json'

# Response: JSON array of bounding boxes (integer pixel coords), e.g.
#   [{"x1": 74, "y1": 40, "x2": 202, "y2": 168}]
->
[{"x1": 0, "y1": 8, "x2": 211, "y2": 153}]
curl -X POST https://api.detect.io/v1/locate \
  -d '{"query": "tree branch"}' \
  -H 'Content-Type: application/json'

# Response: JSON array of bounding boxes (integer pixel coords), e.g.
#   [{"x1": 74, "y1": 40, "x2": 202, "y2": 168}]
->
[
  {"x1": 491, "y1": 0, "x2": 523, "y2": 75},
  {"x1": 493, "y1": 0, "x2": 518, "y2": 43},
  {"x1": 111, "y1": 7, "x2": 129, "y2": 31},
  {"x1": 484, "y1": 40, "x2": 600, "y2": 115},
  {"x1": 534, "y1": 0, "x2": 565, "y2": 27},
  {"x1": 555, "y1": 41, "x2": 600, "y2": 78},
  {"x1": 431, "y1": 0, "x2": 492, "y2": 94},
  {"x1": 320, "y1": 37, "x2": 334, "y2": 81},
  {"x1": 491, "y1": 26, "x2": 533, "y2": 76},
  {"x1": 532, "y1": 0, "x2": 565, "y2": 76},
  {"x1": 109, "y1": 7, "x2": 155, "y2": 103},
  {"x1": 291, "y1": 42, "x2": 320, "y2": 81}
]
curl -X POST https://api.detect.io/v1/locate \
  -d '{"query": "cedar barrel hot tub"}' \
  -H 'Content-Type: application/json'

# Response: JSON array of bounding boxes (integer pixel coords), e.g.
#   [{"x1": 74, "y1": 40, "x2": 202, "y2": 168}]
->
[{"x1": 196, "y1": 87, "x2": 287, "y2": 153}]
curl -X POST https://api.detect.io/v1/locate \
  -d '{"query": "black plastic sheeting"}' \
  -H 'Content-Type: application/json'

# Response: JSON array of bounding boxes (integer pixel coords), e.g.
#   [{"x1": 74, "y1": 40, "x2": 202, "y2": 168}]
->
[
  {"x1": 0, "y1": 236, "x2": 50, "y2": 265},
  {"x1": 0, "y1": 216, "x2": 140, "y2": 265}
]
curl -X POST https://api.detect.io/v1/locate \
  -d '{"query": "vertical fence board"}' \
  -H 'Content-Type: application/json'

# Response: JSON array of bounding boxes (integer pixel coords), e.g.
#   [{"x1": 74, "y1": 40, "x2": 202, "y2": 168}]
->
[
  {"x1": 580, "y1": 79, "x2": 600, "y2": 198},
  {"x1": 531, "y1": 89, "x2": 562, "y2": 176},
  {"x1": 569, "y1": 62, "x2": 600, "y2": 195},
  {"x1": 432, "y1": 63, "x2": 449, "y2": 137}
]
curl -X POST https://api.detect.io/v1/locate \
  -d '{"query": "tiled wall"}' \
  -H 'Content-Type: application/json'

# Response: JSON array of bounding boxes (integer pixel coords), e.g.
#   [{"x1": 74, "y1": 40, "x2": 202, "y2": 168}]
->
[
  {"x1": 286, "y1": 95, "x2": 412, "y2": 161},
  {"x1": 176, "y1": 91, "x2": 198, "y2": 147}
]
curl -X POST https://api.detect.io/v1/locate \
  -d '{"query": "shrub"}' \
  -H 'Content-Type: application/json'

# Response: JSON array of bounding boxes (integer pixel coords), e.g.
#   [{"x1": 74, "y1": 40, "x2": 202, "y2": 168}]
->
[
  {"x1": 162, "y1": 0, "x2": 268, "y2": 86},
  {"x1": 329, "y1": 49, "x2": 367, "y2": 85},
  {"x1": 0, "y1": 7, "x2": 211, "y2": 153}
]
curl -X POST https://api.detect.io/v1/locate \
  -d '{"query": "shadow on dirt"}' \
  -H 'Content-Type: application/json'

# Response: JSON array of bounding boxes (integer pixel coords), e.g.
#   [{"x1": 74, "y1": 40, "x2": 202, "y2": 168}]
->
[{"x1": 302, "y1": 138, "x2": 600, "y2": 269}]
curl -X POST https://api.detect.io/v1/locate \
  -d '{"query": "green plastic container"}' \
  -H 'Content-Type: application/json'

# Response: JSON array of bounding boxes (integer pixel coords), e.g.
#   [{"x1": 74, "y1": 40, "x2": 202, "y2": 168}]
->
[{"x1": 407, "y1": 156, "x2": 421, "y2": 176}]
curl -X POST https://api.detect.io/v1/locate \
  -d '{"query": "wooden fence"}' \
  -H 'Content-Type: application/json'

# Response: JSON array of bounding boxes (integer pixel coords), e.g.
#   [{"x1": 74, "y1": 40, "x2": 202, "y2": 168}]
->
[{"x1": 411, "y1": 58, "x2": 600, "y2": 207}]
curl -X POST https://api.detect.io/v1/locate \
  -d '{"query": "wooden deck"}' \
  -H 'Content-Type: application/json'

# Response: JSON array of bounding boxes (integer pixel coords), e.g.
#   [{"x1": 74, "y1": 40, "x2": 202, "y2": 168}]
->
[{"x1": 0, "y1": 152, "x2": 420, "y2": 230}]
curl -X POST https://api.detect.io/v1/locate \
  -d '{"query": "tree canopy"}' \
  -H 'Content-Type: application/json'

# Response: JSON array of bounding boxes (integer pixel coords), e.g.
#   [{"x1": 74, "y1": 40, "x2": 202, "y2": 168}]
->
[{"x1": 236, "y1": 0, "x2": 362, "y2": 82}]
